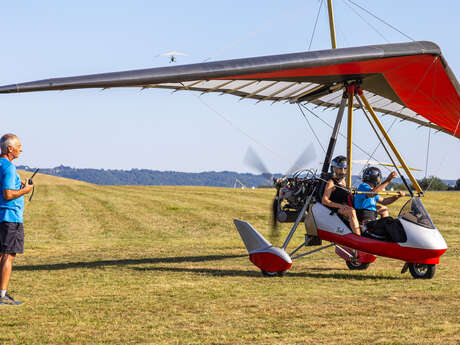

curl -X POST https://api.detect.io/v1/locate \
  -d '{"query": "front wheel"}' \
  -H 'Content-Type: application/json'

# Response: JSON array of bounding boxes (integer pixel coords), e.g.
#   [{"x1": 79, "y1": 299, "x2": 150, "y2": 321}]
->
[
  {"x1": 346, "y1": 261, "x2": 370, "y2": 270},
  {"x1": 408, "y1": 263, "x2": 436, "y2": 279}
]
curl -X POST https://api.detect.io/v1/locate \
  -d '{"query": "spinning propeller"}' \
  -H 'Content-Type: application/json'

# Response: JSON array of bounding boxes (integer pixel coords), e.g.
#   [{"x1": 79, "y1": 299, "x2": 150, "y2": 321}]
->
[
  {"x1": 244, "y1": 143, "x2": 317, "y2": 183},
  {"x1": 285, "y1": 143, "x2": 317, "y2": 176},
  {"x1": 244, "y1": 144, "x2": 316, "y2": 233},
  {"x1": 243, "y1": 147, "x2": 273, "y2": 184}
]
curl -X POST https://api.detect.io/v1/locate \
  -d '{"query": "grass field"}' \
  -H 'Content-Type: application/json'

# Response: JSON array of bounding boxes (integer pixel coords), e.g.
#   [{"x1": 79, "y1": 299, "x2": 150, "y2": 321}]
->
[{"x1": 1, "y1": 172, "x2": 459, "y2": 344}]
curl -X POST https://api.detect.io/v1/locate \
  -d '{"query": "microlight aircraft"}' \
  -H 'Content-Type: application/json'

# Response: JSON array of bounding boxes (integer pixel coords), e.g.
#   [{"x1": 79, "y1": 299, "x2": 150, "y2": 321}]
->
[{"x1": 0, "y1": 3, "x2": 458, "y2": 279}]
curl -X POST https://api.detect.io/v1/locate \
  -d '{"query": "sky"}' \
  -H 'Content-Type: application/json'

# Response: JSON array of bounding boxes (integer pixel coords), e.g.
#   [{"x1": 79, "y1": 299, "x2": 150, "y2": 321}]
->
[{"x1": 0, "y1": 0, "x2": 459, "y2": 180}]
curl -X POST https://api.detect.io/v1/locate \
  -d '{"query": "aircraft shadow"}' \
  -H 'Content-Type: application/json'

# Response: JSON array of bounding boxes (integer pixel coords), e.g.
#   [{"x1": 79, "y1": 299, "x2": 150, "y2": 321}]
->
[
  {"x1": 15, "y1": 254, "x2": 246, "y2": 271},
  {"x1": 16, "y1": 253, "x2": 404, "y2": 280},
  {"x1": 286, "y1": 271, "x2": 404, "y2": 280},
  {"x1": 132, "y1": 266, "x2": 404, "y2": 280},
  {"x1": 132, "y1": 266, "x2": 262, "y2": 277}
]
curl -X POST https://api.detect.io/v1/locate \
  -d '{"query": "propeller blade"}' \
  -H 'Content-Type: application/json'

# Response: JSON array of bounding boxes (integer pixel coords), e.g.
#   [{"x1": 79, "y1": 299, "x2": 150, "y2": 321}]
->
[
  {"x1": 285, "y1": 143, "x2": 316, "y2": 176},
  {"x1": 271, "y1": 197, "x2": 279, "y2": 228},
  {"x1": 244, "y1": 147, "x2": 273, "y2": 181},
  {"x1": 270, "y1": 197, "x2": 280, "y2": 236}
]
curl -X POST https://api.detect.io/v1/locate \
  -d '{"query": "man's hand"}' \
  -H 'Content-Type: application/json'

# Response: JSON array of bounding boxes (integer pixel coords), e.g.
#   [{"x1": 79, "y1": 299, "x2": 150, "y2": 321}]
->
[
  {"x1": 4, "y1": 180, "x2": 34, "y2": 200},
  {"x1": 339, "y1": 204, "x2": 353, "y2": 213},
  {"x1": 385, "y1": 171, "x2": 398, "y2": 183},
  {"x1": 22, "y1": 180, "x2": 34, "y2": 194},
  {"x1": 397, "y1": 191, "x2": 405, "y2": 198}
]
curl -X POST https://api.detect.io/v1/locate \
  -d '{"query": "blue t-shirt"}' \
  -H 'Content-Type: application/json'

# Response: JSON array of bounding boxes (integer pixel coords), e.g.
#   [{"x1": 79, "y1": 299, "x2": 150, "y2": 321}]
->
[
  {"x1": 0, "y1": 158, "x2": 24, "y2": 223},
  {"x1": 354, "y1": 182, "x2": 379, "y2": 212}
]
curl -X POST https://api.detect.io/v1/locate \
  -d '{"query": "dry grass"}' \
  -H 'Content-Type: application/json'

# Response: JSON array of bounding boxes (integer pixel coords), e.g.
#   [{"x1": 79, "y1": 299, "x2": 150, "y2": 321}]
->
[{"x1": 0, "y1": 172, "x2": 458, "y2": 344}]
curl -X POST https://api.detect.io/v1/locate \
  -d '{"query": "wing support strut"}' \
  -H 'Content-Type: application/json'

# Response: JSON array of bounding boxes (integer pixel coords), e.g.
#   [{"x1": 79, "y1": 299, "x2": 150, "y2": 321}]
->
[
  {"x1": 357, "y1": 87, "x2": 423, "y2": 195},
  {"x1": 321, "y1": 89, "x2": 347, "y2": 177},
  {"x1": 346, "y1": 85, "x2": 355, "y2": 188}
]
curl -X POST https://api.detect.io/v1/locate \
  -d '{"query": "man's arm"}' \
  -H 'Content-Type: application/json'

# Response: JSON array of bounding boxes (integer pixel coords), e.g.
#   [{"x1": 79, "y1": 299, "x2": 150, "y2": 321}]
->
[
  {"x1": 371, "y1": 171, "x2": 398, "y2": 195},
  {"x1": 3, "y1": 180, "x2": 33, "y2": 200},
  {"x1": 322, "y1": 180, "x2": 352, "y2": 211},
  {"x1": 379, "y1": 191, "x2": 405, "y2": 205}
]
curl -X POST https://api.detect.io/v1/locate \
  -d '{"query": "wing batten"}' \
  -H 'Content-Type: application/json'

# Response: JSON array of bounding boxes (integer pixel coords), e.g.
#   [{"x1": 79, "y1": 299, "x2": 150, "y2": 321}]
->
[
  {"x1": 240, "y1": 81, "x2": 279, "y2": 100},
  {"x1": 275, "y1": 83, "x2": 313, "y2": 102},
  {"x1": 261, "y1": 82, "x2": 299, "y2": 101}
]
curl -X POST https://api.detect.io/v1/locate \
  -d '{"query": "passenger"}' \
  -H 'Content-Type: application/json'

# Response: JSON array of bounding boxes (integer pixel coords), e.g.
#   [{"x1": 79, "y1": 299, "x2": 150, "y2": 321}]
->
[
  {"x1": 354, "y1": 167, "x2": 405, "y2": 224},
  {"x1": 322, "y1": 155, "x2": 361, "y2": 236}
]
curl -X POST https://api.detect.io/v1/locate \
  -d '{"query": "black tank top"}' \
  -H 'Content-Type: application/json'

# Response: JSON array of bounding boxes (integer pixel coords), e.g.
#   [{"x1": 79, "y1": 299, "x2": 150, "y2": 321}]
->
[{"x1": 329, "y1": 179, "x2": 349, "y2": 206}]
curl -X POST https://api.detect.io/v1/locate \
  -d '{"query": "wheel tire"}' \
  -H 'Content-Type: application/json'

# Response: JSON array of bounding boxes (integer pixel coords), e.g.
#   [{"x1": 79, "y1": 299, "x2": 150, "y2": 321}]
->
[
  {"x1": 261, "y1": 270, "x2": 285, "y2": 277},
  {"x1": 408, "y1": 263, "x2": 436, "y2": 279},
  {"x1": 261, "y1": 270, "x2": 277, "y2": 277},
  {"x1": 346, "y1": 261, "x2": 370, "y2": 270}
]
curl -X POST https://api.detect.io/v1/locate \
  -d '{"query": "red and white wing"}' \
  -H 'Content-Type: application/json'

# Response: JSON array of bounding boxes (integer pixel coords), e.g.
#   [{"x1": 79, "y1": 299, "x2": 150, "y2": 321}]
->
[{"x1": 1, "y1": 41, "x2": 459, "y2": 137}]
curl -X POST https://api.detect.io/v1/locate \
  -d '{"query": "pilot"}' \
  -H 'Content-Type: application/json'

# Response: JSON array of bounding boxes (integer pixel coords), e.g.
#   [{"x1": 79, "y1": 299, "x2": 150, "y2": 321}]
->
[
  {"x1": 322, "y1": 155, "x2": 361, "y2": 236},
  {"x1": 354, "y1": 167, "x2": 405, "y2": 223}
]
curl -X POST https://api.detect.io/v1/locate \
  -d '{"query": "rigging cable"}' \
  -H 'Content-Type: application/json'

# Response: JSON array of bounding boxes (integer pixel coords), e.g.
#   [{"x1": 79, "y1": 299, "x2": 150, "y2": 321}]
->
[
  {"x1": 297, "y1": 103, "x2": 326, "y2": 153},
  {"x1": 424, "y1": 58, "x2": 442, "y2": 192},
  {"x1": 203, "y1": 2, "x2": 315, "y2": 62},
  {"x1": 425, "y1": 120, "x2": 459, "y2": 192},
  {"x1": 308, "y1": 0, "x2": 324, "y2": 51},
  {"x1": 341, "y1": 0, "x2": 389, "y2": 43},
  {"x1": 346, "y1": 0, "x2": 415, "y2": 41},
  {"x1": 362, "y1": 57, "x2": 439, "y2": 175},
  {"x1": 424, "y1": 127, "x2": 431, "y2": 180},
  {"x1": 354, "y1": 94, "x2": 414, "y2": 196},
  {"x1": 300, "y1": 103, "x2": 392, "y2": 172},
  {"x1": 179, "y1": 82, "x2": 289, "y2": 163},
  {"x1": 361, "y1": 117, "x2": 398, "y2": 174},
  {"x1": 332, "y1": 9, "x2": 350, "y2": 48},
  {"x1": 424, "y1": 58, "x2": 437, "y2": 186}
]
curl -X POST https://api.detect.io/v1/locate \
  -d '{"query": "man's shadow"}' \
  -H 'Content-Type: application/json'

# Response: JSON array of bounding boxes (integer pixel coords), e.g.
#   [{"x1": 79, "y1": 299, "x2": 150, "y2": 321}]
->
[{"x1": 15, "y1": 254, "x2": 246, "y2": 271}]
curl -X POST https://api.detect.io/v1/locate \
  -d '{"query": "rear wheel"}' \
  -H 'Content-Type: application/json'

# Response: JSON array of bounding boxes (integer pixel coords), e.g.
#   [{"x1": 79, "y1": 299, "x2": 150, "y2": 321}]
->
[
  {"x1": 408, "y1": 263, "x2": 436, "y2": 279},
  {"x1": 261, "y1": 270, "x2": 285, "y2": 277},
  {"x1": 346, "y1": 261, "x2": 370, "y2": 270}
]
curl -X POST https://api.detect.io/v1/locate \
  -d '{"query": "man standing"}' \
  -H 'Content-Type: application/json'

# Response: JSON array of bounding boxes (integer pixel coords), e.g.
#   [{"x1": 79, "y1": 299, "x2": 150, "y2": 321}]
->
[{"x1": 0, "y1": 134, "x2": 33, "y2": 305}]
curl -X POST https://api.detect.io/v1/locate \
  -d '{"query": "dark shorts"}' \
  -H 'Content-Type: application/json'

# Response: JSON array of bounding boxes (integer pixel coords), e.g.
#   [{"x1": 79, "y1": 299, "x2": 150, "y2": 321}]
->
[
  {"x1": 0, "y1": 222, "x2": 24, "y2": 254},
  {"x1": 357, "y1": 209, "x2": 378, "y2": 224}
]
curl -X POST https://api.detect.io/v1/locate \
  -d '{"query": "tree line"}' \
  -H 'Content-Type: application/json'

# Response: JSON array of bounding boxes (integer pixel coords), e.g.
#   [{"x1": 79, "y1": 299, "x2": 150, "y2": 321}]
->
[
  {"x1": 388, "y1": 176, "x2": 460, "y2": 191},
  {"x1": 17, "y1": 165, "x2": 459, "y2": 191},
  {"x1": 18, "y1": 165, "x2": 273, "y2": 188}
]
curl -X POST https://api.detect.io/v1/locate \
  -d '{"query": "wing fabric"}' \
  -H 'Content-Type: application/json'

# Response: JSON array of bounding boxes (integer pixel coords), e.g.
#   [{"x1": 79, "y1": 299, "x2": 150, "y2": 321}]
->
[{"x1": 0, "y1": 41, "x2": 459, "y2": 138}]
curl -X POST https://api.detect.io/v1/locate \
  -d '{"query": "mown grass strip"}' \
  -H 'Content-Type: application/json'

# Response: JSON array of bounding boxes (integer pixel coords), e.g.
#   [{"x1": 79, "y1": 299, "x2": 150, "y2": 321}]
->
[{"x1": 0, "y1": 177, "x2": 458, "y2": 345}]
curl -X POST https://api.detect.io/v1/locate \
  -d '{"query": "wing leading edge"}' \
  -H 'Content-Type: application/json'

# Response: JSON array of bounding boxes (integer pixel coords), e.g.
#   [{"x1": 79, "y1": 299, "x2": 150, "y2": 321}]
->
[{"x1": 0, "y1": 41, "x2": 459, "y2": 138}]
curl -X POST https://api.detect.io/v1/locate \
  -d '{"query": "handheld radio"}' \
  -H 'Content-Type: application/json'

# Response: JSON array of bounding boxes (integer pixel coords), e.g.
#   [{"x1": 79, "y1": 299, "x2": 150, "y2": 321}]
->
[
  {"x1": 27, "y1": 168, "x2": 39, "y2": 201},
  {"x1": 28, "y1": 168, "x2": 39, "y2": 185}
]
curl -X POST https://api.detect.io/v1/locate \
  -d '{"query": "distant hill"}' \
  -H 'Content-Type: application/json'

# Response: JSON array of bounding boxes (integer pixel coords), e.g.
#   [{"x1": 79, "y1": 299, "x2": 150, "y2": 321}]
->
[
  {"x1": 17, "y1": 165, "x2": 456, "y2": 188},
  {"x1": 18, "y1": 165, "x2": 280, "y2": 188}
]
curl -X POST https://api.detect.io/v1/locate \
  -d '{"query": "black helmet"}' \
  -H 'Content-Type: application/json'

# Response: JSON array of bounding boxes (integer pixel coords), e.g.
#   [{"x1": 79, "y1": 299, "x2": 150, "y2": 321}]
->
[
  {"x1": 330, "y1": 155, "x2": 347, "y2": 178},
  {"x1": 362, "y1": 166, "x2": 382, "y2": 185}
]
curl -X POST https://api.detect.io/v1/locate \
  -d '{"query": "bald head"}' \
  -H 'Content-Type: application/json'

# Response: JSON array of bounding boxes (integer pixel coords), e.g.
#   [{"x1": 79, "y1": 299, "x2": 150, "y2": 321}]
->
[{"x1": 0, "y1": 134, "x2": 19, "y2": 155}]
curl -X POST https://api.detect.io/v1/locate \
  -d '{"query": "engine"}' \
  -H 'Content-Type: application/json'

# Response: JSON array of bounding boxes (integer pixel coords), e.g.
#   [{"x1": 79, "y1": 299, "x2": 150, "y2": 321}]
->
[{"x1": 273, "y1": 170, "x2": 318, "y2": 223}]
